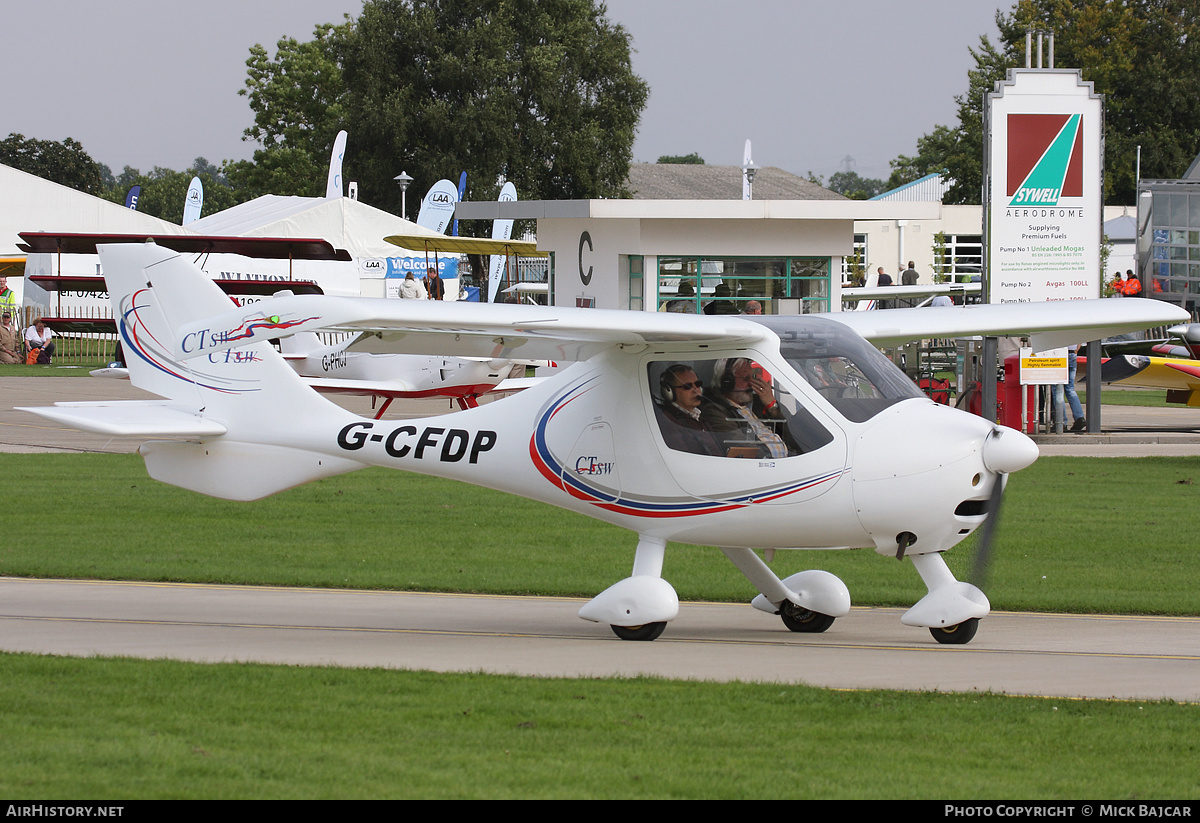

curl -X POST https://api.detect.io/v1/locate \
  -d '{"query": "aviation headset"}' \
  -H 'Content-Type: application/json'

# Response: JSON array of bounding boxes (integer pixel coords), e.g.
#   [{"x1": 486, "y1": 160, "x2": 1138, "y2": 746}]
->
[
  {"x1": 712, "y1": 357, "x2": 748, "y2": 393},
  {"x1": 712, "y1": 357, "x2": 771, "y2": 394},
  {"x1": 659, "y1": 364, "x2": 697, "y2": 404}
]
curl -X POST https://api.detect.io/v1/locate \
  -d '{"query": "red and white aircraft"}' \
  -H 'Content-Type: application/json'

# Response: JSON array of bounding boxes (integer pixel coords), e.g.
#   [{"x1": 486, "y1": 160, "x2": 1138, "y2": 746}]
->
[
  {"x1": 279, "y1": 331, "x2": 539, "y2": 414},
  {"x1": 24, "y1": 242, "x2": 1188, "y2": 643}
]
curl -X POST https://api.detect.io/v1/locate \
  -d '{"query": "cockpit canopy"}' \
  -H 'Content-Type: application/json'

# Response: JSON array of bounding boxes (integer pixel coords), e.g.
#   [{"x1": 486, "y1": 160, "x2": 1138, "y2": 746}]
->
[{"x1": 748, "y1": 315, "x2": 924, "y2": 423}]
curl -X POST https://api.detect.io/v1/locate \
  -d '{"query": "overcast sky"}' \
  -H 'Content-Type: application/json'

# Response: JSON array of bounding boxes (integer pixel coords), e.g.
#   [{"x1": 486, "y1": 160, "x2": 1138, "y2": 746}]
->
[{"x1": 4, "y1": 0, "x2": 1005, "y2": 185}]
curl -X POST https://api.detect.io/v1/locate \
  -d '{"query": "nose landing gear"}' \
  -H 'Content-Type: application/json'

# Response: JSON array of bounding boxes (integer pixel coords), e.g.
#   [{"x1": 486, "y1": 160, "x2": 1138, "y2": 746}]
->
[{"x1": 929, "y1": 617, "x2": 979, "y2": 645}]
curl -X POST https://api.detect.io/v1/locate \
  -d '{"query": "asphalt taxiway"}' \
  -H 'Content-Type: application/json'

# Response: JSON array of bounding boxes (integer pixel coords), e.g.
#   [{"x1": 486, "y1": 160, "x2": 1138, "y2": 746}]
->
[
  {"x1": 3, "y1": 577, "x2": 1198, "y2": 701},
  {"x1": 2, "y1": 375, "x2": 1198, "y2": 700}
]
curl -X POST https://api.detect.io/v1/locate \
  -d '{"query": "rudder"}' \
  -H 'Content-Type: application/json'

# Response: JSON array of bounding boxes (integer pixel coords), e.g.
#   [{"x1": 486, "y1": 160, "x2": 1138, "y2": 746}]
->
[{"x1": 98, "y1": 242, "x2": 333, "y2": 425}]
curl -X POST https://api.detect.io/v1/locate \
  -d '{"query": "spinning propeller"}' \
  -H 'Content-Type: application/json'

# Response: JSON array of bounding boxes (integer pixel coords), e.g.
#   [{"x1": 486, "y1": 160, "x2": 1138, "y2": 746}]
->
[{"x1": 969, "y1": 470, "x2": 1006, "y2": 591}]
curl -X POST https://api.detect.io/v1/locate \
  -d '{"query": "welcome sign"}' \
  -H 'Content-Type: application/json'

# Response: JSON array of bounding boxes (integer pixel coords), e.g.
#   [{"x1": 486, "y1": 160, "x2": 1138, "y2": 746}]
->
[{"x1": 986, "y1": 70, "x2": 1103, "y2": 304}]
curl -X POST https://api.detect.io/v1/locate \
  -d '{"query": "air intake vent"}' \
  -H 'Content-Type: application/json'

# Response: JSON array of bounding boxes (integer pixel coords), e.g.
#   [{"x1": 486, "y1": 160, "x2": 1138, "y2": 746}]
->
[{"x1": 955, "y1": 499, "x2": 988, "y2": 517}]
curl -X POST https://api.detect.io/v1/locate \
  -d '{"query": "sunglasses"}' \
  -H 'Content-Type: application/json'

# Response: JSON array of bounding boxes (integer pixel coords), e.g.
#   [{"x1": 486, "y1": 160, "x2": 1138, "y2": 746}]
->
[{"x1": 671, "y1": 380, "x2": 703, "y2": 391}]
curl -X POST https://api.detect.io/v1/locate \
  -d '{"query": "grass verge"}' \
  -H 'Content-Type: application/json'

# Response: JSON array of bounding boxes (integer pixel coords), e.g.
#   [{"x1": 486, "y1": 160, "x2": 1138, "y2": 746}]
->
[{"x1": 2, "y1": 653, "x2": 1197, "y2": 799}]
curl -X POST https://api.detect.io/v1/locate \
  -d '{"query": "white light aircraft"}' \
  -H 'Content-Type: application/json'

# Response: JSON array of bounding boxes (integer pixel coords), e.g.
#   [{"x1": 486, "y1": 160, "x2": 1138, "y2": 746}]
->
[{"x1": 24, "y1": 242, "x2": 1189, "y2": 643}]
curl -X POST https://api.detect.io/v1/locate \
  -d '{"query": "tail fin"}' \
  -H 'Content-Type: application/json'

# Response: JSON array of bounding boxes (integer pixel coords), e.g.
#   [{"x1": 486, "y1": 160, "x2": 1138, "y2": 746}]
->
[
  {"x1": 97, "y1": 242, "x2": 364, "y2": 500},
  {"x1": 100, "y1": 242, "x2": 329, "y2": 420}
]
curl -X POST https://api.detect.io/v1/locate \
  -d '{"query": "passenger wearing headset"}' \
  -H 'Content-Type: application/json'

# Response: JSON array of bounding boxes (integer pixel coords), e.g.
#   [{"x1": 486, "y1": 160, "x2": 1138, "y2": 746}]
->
[
  {"x1": 701, "y1": 357, "x2": 792, "y2": 459},
  {"x1": 653, "y1": 364, "x2": 723, "y2": 457}
]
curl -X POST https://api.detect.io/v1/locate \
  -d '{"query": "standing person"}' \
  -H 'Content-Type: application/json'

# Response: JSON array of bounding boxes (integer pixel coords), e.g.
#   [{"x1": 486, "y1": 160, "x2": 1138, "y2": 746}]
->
[
  {"x1": 901, "y1": 261, "x2": 919, "y2": 285},
  {"x1": 703, "y1": 283, "x2": 738, "y2": 315},
  {"x1": 1057, "y1": 344, "x2": 1086, "y2": 433},
  {"x1": 424, "y1": 266, "x2": 445, "y2": 301},
  {"x1": 0, "y1": 277, "x2": 17, "y2": 319},
  {"x1": 399, "y1": 271, "x2": 428, "y2": 300},
  {"x1": 0, "y1": 311, "x2": 21, "y2": 364},
  {"x1": 661, "y1": 280, "x2": 697, "y2": 313},
  {"x1": 875, "y1": 267, "x2": 894, "y2": 309},
  {"x1": 24, "y1": 317, "x2": 54, "y2": 364}
]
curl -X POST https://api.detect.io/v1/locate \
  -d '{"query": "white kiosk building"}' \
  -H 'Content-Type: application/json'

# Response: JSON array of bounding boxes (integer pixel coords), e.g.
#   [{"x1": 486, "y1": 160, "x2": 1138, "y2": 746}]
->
[{"x1": 457, "y1": 190, "x2": 938, "y2": 314}]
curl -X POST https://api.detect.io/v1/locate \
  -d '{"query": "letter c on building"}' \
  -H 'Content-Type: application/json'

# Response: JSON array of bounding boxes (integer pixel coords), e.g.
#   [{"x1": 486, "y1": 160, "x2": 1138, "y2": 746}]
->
[{"x1": 578, "y1": 231, "x2": 593, "y2": 286}]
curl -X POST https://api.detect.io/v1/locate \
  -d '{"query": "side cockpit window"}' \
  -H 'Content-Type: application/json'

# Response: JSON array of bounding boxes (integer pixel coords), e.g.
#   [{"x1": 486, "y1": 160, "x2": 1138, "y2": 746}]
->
[{"x1": 649, "y1": 358, "x2": 833, "y2": 459}]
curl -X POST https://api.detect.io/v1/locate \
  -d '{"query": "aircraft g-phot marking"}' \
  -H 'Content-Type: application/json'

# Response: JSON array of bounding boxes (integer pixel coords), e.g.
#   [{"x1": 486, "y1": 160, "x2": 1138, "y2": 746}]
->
[{"x1": 23, "y1": 241, "x2": 1188, "y2": 644}]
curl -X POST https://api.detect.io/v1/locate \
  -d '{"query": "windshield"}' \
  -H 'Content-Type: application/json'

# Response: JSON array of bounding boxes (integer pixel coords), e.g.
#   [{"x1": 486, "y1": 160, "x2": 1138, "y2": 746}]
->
[{"x1": 748, "y1": 316, "x2": 924, "y2": 423}]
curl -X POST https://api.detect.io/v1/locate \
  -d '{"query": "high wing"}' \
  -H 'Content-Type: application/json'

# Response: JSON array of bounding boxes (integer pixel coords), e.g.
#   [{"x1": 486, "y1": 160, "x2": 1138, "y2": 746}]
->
[
  {"x1": 170, "y1": 290, "x2": 774, "y2": 363},
  {"x1": 842, "y1": 283, "x2": 981, "y2": 302},
  {"x1": 818, "y1": 298, "x2": 1190, "y2": 351}
]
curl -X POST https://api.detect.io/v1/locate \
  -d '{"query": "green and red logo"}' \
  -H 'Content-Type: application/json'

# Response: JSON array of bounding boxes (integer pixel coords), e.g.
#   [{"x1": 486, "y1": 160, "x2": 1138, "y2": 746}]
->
[{"x1": 1007, "y1": 113, "x2": 1084, "y2": 206}]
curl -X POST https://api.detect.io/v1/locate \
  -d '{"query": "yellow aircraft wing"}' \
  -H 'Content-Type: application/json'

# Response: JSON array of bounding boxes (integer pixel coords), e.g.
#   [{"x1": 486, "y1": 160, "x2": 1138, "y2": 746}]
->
[{"x1": 384, "y1": 234, "x2": 549, "y2": 257}]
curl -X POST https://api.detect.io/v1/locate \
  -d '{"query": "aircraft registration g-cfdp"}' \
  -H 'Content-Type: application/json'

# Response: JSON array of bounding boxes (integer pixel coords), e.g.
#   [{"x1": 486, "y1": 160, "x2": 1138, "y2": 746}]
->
[{"x1": 23, "y1": 242, "x2": 1189, "y2": 644}]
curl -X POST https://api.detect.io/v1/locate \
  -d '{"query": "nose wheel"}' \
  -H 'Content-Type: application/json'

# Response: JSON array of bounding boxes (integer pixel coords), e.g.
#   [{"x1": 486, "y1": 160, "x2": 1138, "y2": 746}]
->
[
  {"x1": 611, "y1": 622, "x2": 667, "y2": 641},
  {"x1": 929, "y1": 617, "x2": 979, "y2": 645},
  {"x1": 779, "y1": 601, "x2": 835, "y2": 633}
]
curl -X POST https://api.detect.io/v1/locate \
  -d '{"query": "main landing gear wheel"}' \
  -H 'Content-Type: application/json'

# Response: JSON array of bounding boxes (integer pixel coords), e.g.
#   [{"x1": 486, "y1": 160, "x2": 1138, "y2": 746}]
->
[
  {"x1": 611, "y1": 622, "x2": 667, "y2": 641},
  {"x1": 779, "y1": 602, "x2": 836, "y2": 633},
  {"x1": 929, "y1": 617, "x2": 979, "y2": 645}
]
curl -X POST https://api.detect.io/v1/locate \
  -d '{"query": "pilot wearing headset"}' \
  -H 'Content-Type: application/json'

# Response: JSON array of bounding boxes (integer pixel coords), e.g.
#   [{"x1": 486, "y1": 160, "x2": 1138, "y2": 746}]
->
[
  {"x1": 701, "y1": 357, "x2": 791, "y2": 459},
  {"x1": 654, "y1": 364, "x2": 723, "y2": 457}
]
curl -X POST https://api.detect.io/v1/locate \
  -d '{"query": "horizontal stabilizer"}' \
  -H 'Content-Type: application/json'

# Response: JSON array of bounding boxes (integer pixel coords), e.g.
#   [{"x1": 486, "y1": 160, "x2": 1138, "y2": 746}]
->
[
  {"x1": 19, "y1": 401, "x2": 227, "y2": 438},
  {"x1": 141, "y1": 440, "x2": 366, "y2": 501}
]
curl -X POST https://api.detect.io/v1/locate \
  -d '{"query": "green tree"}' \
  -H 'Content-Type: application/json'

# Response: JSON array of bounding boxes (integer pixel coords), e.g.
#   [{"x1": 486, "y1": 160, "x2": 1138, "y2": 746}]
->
[
  {"x1": 236, "y1": 0, "x2": 647, "y2": 213},
  {"x1": 827, "y1": 170, "x2": 886, "y2": 200},
  {"x1": 1, "y1": 133, "x2": 104, "y2": 195},
  {"x1": 893, "y1": 0, "x2": 1200, "y2": 204},
  {"x1": 885, "y1": 33, "x2": 1010, "y2": 205},
  {"x1": 657, "y1": 153, "x2": 705, "y2": 164},
  {"x1": 101, "y1": 159, "x2": 247, "y2": 223},
  {"x1": 227, "y1": 22, "x2": 350, "y2": 198}
]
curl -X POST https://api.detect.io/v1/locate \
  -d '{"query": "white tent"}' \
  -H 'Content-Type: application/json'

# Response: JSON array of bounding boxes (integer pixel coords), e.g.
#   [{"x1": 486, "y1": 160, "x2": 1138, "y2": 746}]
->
[
  {"x1": 0, "y1": 163, "x2": 186, "y2": 300},
  {"x1": 187, "y1": 195, "x2": 448, "y2": 297},
  {"x1": 185, "y1": 194, "x2": 440, "y2": 258}
]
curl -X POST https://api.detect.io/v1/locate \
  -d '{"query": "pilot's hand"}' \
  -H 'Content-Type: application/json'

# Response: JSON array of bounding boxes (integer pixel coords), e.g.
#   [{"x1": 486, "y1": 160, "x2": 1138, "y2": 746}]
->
[{"x1": 748, "y1": 375, "x2": 773, "y2": 407}]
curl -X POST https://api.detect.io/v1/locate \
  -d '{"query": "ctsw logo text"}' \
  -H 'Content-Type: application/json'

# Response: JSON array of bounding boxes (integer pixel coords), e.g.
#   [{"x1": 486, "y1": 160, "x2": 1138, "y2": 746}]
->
[
  {"x1": 181, "y1": 327, "x2": 233, "y2": 353},
  {"x1": 180, "y1": 313, "x2": 313, "y2": 354},
  {"x1": 575, "y1": 456, "x2": 614, "y2": 475}
]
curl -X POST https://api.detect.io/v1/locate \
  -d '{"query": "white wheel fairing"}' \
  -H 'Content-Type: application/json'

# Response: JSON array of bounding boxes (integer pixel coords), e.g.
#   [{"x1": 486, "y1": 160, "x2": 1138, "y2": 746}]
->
[{"x1": 578, "y1": 576, "x2": 679, "y2": 626}]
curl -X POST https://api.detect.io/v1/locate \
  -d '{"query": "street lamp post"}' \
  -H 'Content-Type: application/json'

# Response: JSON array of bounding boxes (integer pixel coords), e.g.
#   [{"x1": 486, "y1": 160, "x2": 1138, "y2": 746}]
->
[
  {"x1": 742, "y1": 162, "x2": 759, "y2": 201},
  {"x1": 394, "y1": 171, "x2": 414, "y2": 220}
]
